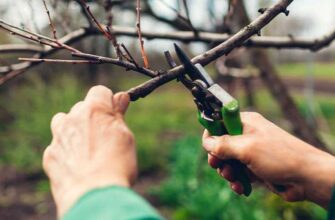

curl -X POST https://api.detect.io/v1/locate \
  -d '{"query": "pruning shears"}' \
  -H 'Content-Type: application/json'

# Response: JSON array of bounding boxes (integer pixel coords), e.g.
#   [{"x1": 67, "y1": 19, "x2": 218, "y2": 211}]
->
[{"x1": 173, "y1": 44, "x2": 252, "y2": 196}]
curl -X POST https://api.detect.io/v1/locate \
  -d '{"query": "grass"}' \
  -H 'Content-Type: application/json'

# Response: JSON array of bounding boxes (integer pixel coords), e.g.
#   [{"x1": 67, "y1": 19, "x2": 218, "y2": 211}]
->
[
  {"x1": 0, "y1": 71, "x2": 334, "y2": 219},
  {"x1": 0, "y1": 73, "x2": 203, "y2": 173},
  {"x1": 0, "y1": 75, "x2": 86, "y2": 171},
  {"x1": 126, "y1": 83, "x2": 202, "y2": 172},
  {"x1": 277, "y1": 62, "x2": 335, "y2": 80}
]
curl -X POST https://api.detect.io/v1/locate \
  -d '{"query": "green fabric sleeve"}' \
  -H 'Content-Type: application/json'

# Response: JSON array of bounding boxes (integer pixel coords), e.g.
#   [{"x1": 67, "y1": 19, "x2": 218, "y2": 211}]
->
[
  {"x1": 62, "y1": 186, "x2": 164, "y2": 220},
  {"x1": 328, "y1": 187, "x2": 335, "y2": 220}
]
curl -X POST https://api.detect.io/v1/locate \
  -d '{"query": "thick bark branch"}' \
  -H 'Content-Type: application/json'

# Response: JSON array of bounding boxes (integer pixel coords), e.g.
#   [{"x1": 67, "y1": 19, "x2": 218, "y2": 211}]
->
[{"x1": 128, "y1": 0, "x2": 294, "y2": 101}]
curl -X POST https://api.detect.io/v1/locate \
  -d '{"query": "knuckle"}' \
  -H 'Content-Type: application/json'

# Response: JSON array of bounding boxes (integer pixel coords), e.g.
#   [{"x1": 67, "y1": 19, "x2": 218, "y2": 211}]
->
[
  {"x1": 90, "y1": 85, "x2": 109, "y2": 92},
  {"x1": 212, "y1": 136, "x2": 229, "y2": 157},
  {"x1": 83, "y1": 100, "x2": 109, "y2": 113},
  {"x1": 118, "y1": 125, "x2": 135, "y2": 145},
  {"x1": 243, "y1": 112, "x2": 263, "y2": 122},
  {"x1": 42, "y1": 146, "x2": 54, "y2": 171},
  {"x1": 121, "y1": 125, "x2": 134, "y2": 138},
  {"x1": 248, "y1": 112, "x2": 262, "y2": 119},
  {"x1": 70, "y1": 101, "x2": 84, "y2": 112},
  {"x1": 84, "y1": 99, "x2": 98, "y2": 109},
  {"x1": 218, "y1": 135, "x2": 231, "y2": 148},
  {"x1": 51, "y1": 113, "x2": 66, "y2": 131},
  {"x1": 89, "y1": 85, "x2": 112, "y2": 96},
  {"x1": 238, "y1": 137, "x2": 255, "y2": 162}
]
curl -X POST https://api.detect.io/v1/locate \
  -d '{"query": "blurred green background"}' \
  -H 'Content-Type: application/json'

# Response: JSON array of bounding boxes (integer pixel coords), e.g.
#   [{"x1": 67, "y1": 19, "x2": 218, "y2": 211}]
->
[
  {"x1": 1, "y1": 61, "x2": 334, "y2": 219},
  {"x1": 1, "y1": 0, "x2": 335, "y2": 219}
]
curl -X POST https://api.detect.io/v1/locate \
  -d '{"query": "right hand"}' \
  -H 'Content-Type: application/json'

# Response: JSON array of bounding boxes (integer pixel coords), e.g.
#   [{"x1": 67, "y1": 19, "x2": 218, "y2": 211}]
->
[{"x1": 202, "y1": 112, "x2": 335, "y2": 209}]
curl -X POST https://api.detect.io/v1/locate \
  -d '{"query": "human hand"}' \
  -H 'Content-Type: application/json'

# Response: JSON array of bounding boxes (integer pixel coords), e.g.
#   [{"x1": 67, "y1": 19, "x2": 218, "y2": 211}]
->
[
  {"x1": 202, "y1": 112, "x2": 335, "y2": 208},
  {"x1": 43, "y1": 86, "x2": 136, "y2": 217}
]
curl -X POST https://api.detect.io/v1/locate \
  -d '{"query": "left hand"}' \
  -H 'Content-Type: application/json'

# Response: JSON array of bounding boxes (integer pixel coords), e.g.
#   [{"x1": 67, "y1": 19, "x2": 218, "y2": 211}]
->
[{"x1": 43, "y1": 86, "x2": 137, "y2": 217}]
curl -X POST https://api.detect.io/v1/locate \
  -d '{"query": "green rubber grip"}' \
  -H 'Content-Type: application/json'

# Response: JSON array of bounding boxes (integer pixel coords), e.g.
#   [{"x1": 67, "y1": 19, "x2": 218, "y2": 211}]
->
[{"x1": 198, "y1": 100, "x2": 252, "y2": 196}]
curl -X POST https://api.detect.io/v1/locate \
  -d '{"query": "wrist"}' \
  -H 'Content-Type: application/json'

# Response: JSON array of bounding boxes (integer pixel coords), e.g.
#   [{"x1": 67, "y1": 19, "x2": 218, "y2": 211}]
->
[
  {"x1": 301, "y1": 148, "x2": 335, "y2": 208},
  {"x1": 54, "y1": 176, "x2": 130, "y2": 217}
]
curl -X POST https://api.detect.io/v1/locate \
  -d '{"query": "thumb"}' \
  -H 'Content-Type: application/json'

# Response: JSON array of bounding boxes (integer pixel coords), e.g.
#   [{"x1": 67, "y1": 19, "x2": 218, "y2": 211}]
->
[
  {"x1": 113, "y1": 92, "x2": 130, "y2": 115},
  {"x1": 202, "y1": 130, "x2": 248, "y2": 161}
]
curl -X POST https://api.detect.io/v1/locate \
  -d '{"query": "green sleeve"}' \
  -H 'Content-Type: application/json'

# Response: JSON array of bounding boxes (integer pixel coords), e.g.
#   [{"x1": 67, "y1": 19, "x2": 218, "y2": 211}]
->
[
  {"x1": 328, "y1": 187, "x2": 335, "y2": 220},
  {"x1": 62, "y1": 186, "x2": 164, "y2": 220}
]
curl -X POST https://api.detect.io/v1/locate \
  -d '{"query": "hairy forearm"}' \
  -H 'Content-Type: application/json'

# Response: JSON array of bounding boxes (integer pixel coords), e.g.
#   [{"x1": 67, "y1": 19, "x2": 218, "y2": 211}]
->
[{"x1": 302, "y1": 148, "x2": 335, "y2": 209}]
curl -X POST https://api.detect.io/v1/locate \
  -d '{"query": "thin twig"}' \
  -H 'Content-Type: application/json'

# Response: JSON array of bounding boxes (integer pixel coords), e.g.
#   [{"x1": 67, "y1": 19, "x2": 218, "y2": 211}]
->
[
  {"x1": 79, "y1": 0, "x2": 112, "y2": 40},
  {"x1": 1, "y1": 24, "x2": 334, "y2": 83},
  {"x1": 136, "y1": 0, "x2": 150, "y2": 68},
  {"x1": 72, "y1": 52, "x2": 157, "y2": 77},
  {"x1": 105, "y1": 3, "x2": 122, "y2": 58},
  {"x1": 18, "y1": 58, "x2": 101, "y2": 64},
  {"x1": 0, "y1": 24, "x2": 57, "y2": 48},
  {"x1": 1, "y1": 27, "x2": 335, "y2": 54},
  {"x1": 42, "y1": 0, "x2": 58, "y2": 40},
  {"x1": 0, "y1": 19, "x2": 55, "y2": 42},
  {"x1": 0, "y1": 19, "x2": 80, "y2": 53},
  {"x1": 120, "y1": 43, "x2": 140, "y2": 69},
  {"x1": 2, "y1": 0, "x2": 334, "y2": 92}
]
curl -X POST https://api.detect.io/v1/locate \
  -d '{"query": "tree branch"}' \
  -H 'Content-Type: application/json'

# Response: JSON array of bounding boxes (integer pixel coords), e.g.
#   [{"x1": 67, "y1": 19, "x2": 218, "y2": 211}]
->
[
  {"x1": 1, "y1": 26, "x2": 334, "y2": 84},
  {"x1": 136, "y1": 0, "x2": 149, "y2": 68},
  {"x1": 42, "y1": 0, "x2": 58, "y2": 40},
  {"x1": 78, "y1": 0, "x2": 113, "y2": 41},
  {"x1": 128, "y1": 0, "x2": 294, "y2": 101},
  {"x1": 0, "y1": 26, "x2": 153, "y2": 84},
  {"x1": 2, "y1": 26, "x2": 334, "y2": 55},
  {"x1": 0, "y1": 44, "x2": 43, "y2": 54},
  {"x1": 72, "y1": 52, "x2": 156, "y2": 77},
  {"x1": 2, "y1": 0, "x2": 335, "y2": 89}
]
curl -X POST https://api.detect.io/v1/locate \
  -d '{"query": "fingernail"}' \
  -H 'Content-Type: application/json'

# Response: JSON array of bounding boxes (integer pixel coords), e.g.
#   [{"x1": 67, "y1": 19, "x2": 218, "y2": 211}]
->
[
  {"x1": 114, "y1": 94, "x2": 121, "y2": 106},
  {"x1": 119, "y1": 93, "x2": 130, "y2": 112},
  {"x1": 231, "y1": 183, "x2": 243, "y2": 195}
]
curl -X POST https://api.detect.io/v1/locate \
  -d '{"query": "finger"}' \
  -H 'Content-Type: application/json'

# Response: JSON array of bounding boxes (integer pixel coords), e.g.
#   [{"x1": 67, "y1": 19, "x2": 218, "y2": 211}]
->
[
  {"x1": 50, "y1": 112, "x2": 66, "y2": 133},
  {"x1": 240, "y1": 112, "x2": 264, "y2": 123},
  {"x1": 42, "y1": 145, "x2": 53, "y2": 174},
  {"x1": 70, "y1": 101, "x2": 84, "y2": 113},
  {"x1": 218, "y1": 165, "x2": 235, "y2": 182},
  {"x1": 247, "y1": 170, "x2": 261, "y2": 183},
  {"x1": 84, "y1": 85, "x2": 114, "y2": 108},
  {"x1": 208, "y1": 154, "x2": 224, "y2": 169},
  {"x1": 230, "y1": 182, "x2": 244, "y2": 195},
  {"x1": 202, "y1": 133, "x2": 247, "y2": 161},
  {"x1": 113, "y1": 92, "x2": 130, "y2": 115},
  {"x1": 281, "y1": 186, "x2": 303, "y2": 202},
  {"x1": 202, "y1": 129, "x2": 211, "y2": 140}
]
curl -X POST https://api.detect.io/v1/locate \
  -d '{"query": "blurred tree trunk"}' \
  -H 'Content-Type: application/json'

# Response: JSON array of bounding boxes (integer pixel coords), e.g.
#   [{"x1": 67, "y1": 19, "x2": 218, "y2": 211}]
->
[
  {"x1": 242, "y1": 77, "x2": 255, "y2": 107},
  {"x1": 231, "y1": 0, "x2": 325, "y2": 149}
]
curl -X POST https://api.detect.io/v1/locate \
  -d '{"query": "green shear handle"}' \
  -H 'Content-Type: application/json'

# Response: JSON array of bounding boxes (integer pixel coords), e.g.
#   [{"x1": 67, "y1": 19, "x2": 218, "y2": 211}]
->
[{"x1": 198, "y1": 100, "x2": 252, "y2": 196}]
